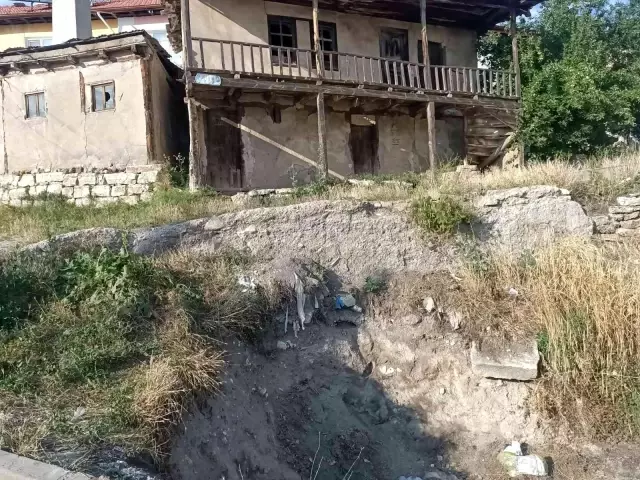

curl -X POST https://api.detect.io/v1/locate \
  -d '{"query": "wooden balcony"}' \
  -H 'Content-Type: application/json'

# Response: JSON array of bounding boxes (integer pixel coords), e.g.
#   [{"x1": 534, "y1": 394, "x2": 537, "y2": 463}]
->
[{"x1": 189, "y1": 38, "x2": 519, "y2": 99}]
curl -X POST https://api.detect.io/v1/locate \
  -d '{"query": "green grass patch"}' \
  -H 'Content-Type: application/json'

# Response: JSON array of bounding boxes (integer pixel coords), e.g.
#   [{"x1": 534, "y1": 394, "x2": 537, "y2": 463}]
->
[
  {"x1": 410, "y1": 196, "x2": 473, "y2": 235},
  {"x1": 0, "y1": 246, "x2": 275, "y2": 462}
]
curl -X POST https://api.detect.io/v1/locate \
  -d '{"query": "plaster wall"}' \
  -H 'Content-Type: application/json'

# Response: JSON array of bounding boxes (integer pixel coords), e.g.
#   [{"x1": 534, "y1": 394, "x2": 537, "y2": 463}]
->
[
  {"x1": 0, "y1": 56, "x2": 148, "y2": 172},
  {"x1": 190, "y1": 0, "x2": 477, "y2": 73},
  {"x1": 235, "y1": 106, "x2": 464, "y2": 188}
]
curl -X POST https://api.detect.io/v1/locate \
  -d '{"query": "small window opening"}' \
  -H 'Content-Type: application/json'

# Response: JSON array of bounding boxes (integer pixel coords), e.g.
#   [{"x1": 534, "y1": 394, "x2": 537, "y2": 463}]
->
[
  {"x1": 92, "y1": 82, "x2": 115, "y2": 111},
  {"x1": 25, "y1": 92, "x2": 46, "y2": 118}
]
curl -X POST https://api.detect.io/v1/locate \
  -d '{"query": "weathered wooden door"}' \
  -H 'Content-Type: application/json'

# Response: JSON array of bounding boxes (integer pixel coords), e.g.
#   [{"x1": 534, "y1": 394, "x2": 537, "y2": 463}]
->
[
  {"x1": 350, "y1": 124, "x2": 378, "y2": 175},
  {"x1": 205, "y1": 110, "x2": 243, "y2": 189}
]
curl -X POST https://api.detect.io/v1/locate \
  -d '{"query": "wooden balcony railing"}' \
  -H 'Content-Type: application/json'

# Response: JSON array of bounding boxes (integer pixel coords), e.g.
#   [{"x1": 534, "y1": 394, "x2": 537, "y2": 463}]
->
[{"x1": 190, "y1": 38, "x2": 519, "y2": 98}]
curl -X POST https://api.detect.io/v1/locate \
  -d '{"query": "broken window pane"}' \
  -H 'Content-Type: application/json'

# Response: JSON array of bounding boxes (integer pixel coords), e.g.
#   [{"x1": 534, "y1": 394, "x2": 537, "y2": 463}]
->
[
  {"x1": 92, "y1": 82, "x2": 115, "y2": 111},
  {"x1": 25, "y1": 92, "x2": 45, "y2": 118}
]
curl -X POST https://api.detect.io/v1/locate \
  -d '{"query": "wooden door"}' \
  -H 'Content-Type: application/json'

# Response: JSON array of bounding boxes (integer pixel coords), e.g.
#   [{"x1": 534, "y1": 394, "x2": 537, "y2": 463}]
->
[
  {"x1": 205, "y1": 110, "x2": 243, "y2": 189},
  {"x1": 350, "y1": 124, "x2": 378, "y2": 175}
]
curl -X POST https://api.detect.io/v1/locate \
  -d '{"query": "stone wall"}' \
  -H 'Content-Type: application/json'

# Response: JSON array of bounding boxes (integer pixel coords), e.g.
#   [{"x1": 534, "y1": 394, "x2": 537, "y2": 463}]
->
[
  {"x1": 593, "y1": 194, "x2": 640, "y2": 237},
  {"x1": 0, "y1": 165, "x2": 161, "y2": 207}
]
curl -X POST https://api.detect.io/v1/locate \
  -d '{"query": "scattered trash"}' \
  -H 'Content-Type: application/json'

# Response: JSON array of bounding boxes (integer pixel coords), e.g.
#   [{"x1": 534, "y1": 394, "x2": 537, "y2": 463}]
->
[
  {"x1": 447, "y1": 310, "x2": 462, "y2": 330},
  {"x1": 497, "y1": 441, "x2": 548, "y2": 477},
  {"x1": 398, "y1": 477, "x2": 423, "y2": 480},
  {"x1": 507, "y1": 287, "x2": 519, "y2": 297},
  {"x1": 439, "y1": 387, "x2": 446, "y2": 395},
  {"x1": 237, "y1": 275, "x2": 257, "y2": 292},
  {"x1": 335, "y1": 293, "x2": 357, "y2": 309},
  {"x1": 71, "y1": 406, "x2": 86, "y2": 422},
  {"x1": 423, "y1": 297, "x2": 436, "y2": 313},
  {"x1": 276, "y1": 340, "x2": 294, "y2": 350},
  {"x1": 257, "y1": 386, "x2": 268, "y2": 398}
]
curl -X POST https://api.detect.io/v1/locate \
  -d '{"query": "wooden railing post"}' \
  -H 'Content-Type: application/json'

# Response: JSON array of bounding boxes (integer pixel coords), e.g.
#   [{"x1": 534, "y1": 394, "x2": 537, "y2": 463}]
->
[
  {"x1": 312, "y1": 0, "x2": 328, "y2": 181},
  {"x1": 510, "y1": 6, "x2": 521, "y2": 98}
]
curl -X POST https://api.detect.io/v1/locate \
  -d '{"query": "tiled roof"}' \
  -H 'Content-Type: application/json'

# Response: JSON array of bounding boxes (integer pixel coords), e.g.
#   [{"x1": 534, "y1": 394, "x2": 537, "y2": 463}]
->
[{"x1": 0, "y1": 0, "x2": 163, "y2": 17}]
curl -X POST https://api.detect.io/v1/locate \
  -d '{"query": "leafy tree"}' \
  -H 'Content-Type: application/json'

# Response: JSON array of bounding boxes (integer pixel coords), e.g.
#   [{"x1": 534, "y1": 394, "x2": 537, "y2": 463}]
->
[{"x1": 478, "y1": 0, "x2": 640, "y2": 158}]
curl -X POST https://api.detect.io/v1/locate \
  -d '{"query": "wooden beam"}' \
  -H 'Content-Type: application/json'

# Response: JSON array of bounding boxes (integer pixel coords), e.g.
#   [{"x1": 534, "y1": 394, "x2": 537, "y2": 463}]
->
[
  {"x1": 312, "y1": 0, "x2": 324, "y2": 78},
  {"x1": 510, "y1": 4, "x2": 525, "y2": 167},
  {"x1": 317, "y1": 92, "x2": 328, "y2": 181},
  {"x1": 181, "y1": 0, "x2": 200, "y2": 190},
  {"x1": 66, "y1": 55, "x2": 79, "y2": 66},
  {"x1": 211, "y1": 75, "x2": 520, "y2": 110},
  {"x1": 420, "y1": 0, "x2": 432, "y2": 89},
  {"x1": 426, "y1": 101, "x2": 437, "y2": 171}
]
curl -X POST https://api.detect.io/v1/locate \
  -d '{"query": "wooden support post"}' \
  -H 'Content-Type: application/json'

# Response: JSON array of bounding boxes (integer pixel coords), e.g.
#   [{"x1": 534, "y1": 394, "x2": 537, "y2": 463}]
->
[
  {"x1": 426, "y1": 101, "x2": 437, "y2": 171},
  {"x1": 510, "y1": 5, "x2": 525, "y2": 167},
  {"x1": 312, "y1": 0, "x2": 328, "y2": 180},
  {"x1": 180, "y1": 0, "x2": 201, "y2": 189},
  {"x1": 317, "y1": 92, "x2": 328, "y2": 181},
  {"x1": 420, "y1": 0, "x2": 432, "y2": 90}
]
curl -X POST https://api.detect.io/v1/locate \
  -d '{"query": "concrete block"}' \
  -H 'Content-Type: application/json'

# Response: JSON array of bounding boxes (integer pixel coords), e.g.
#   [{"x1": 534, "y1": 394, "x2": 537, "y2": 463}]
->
[
  {"x1": 73, "y1": 185, "x2": 91, "y2": 198},
  {"x1": 92, "y1": 185, "x2": 111, "y2": 197},
  {"x1": 47, "y1": 183, "x2": 63, "y2": 195},
  {"x1": 9, "y1": 188, "x2": 27, "y2": 199},
  {"x1": 62, "y1": 174, "x2": 79, "y2": 187},
  {"x1": 17, "y1": 174, "x2": 35, "y2": 187},
  {"x1": 35, "y1": 172, "x2": 64, "y2": 184},
  {"x1": 104, "y1": 173, "x2": 136, "y2": 185},
  {"x1": 137, "y1": 170, "x2": 159, "y2": 184},
  {"x1": 0, "y1": 449, "x2": 92, "y2": 479},
  {"x1": 77, "y1": 173, "x2": 97, "y2": 186},
  {"x1": 127, "y1": 183, "x2": 149, "y2": 195},
  {"x1": 470, "y1": 339, "x2": 539, "y2": 381},
  {"x1": 111, "y1": 185, "x2": 126, "y2": 197}
]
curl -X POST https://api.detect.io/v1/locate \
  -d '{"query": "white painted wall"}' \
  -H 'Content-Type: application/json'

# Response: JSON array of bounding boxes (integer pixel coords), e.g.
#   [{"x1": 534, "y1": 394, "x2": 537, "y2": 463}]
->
[{"x1": 52, "y1": 0, "x2": 92, "y2": 44}]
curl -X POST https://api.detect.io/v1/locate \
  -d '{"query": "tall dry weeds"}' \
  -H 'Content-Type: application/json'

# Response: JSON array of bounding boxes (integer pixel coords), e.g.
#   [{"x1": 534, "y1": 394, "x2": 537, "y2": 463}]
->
[{"x1": 461, "y1": 239, "x2": 640, "y2": 438}]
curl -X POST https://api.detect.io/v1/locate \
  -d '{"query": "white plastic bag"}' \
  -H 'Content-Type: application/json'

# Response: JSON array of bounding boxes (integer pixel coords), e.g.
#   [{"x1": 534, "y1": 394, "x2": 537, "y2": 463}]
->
[{"x1": 497, "y1": 441, "x2": 548, "y2": 477}]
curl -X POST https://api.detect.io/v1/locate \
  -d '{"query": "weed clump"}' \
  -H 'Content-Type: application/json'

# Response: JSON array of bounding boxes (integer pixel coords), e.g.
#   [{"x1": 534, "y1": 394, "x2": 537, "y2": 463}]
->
[
  {"x1": 0, "y1": 247, "x2": 273, "y2": 461},
  {"x1": 410, "y1": 196, "x2": 472, "y2": 235}
]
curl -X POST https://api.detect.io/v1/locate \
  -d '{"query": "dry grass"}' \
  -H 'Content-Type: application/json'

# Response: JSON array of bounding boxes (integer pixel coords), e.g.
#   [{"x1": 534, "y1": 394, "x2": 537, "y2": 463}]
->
[{"x1": 459, "y1": 238, "x2": 640, "y2": 439}]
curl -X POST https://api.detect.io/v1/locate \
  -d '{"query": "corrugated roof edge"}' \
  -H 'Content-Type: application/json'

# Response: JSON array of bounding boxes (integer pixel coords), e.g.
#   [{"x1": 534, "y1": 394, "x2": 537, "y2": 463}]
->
[{"x1": 0, "y1": 30, "x2": 181, "y2": 78}]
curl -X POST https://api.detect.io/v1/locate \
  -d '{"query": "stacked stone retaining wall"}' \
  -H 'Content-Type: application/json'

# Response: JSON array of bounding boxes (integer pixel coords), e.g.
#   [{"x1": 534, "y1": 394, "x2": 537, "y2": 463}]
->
[
  {"x1": 593, "y1": 194, "x2": 640, "y2": 237},
  {"x1": 0, "y1": 165, "x2": 162, "y2": 207}
]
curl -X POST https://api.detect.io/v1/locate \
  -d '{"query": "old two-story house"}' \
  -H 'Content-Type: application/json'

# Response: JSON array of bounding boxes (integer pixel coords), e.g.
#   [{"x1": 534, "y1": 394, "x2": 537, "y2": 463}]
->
[{"x1": 170, "y1": 0, "x2": 538, "y2": 189}]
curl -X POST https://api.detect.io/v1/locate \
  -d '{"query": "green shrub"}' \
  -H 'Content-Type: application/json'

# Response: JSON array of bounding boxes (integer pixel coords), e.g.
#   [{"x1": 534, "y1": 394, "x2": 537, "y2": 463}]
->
[
  {"x1": 410, "y1": 197, "x2": 472, "y2": 235},
  {"x1": 364, "y1": 275, "x2": 387, "y2": 294}
]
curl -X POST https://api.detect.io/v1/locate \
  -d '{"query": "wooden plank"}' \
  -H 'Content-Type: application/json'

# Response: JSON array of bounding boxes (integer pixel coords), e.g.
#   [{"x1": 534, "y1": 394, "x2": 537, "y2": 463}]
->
[
  {"x1": 287, "y1": 48, "x2": 292, "y2": 76},
  {"x1": 230, "y1": 42, "x2": 236, "y2": 72},
  {"x1": 385, "y1": 60, "x2": 391, "y2": 85},
  {"x1": 463, "y1": 68, "x2": 468, "y2": 92},
  {"x1": 393, "y1": 62, "x2": 398, "y2": 86},
  {"x1": 427, "y1": 101, "x2": 437, "y2": 170},
  {"x1": 420, "y1": 0, "x2": 432, "y2": 89},
  {"x1": 259, "y1": 45, "x2": 264, "y2": 74},
  {"x1": 317, "y1": 92, "x2": 328, "y2": 180},
  {"x1": 240, "y1": 43, "x2": 245, "y2": 73},
  {"x1": 180, "y1": 0, "x2": 194, "y2": 70},
  {"x1": 434, "y1": 67, "x2": 440, "y2": 90},
  {"x1": 369, "y1": 58, "x2": 374, "y2": 84},
  {"x1": 199, "y1": 39, "x2": 204, "y2": 69},
  {"x1": 209, "y1": 75, "x2": 521, "y2": 109}
]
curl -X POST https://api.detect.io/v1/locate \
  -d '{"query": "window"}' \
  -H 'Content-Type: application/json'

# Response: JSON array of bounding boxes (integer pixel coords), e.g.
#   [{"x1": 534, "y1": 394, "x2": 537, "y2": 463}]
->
[
  {"x1": 268, "y1": 16, "x2": 297, "y2": 64},
  {"x1": 311, "y1": 22, "x2": 338, "y2": 70},
  {"x1": 26, "y1": 37, "x2": 52, "y2": 48},
  {"x1": 418, "y1": 41, "x2": 446, "y2": 89},
  {"x1": 91, "y1": 82, "x2": 115, "y2": 111},
  {"x1": 25, "y1": 92, "x2": 46, "y2": 118}
]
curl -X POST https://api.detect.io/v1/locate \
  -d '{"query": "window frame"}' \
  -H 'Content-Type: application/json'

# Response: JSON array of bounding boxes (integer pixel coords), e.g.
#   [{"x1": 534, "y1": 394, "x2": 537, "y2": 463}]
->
[
  {"x1": 267, "y1": 15, "x2": 298, "y2": 65},
  {"x1": 25, "y1": 37, "x2": 52, "y2": 48},
  {"x1": 91, "y1": 81, "x2": 116, "y2": 112},
  {"x1": 310, "y1": 21, "x2": 338, "y2": 71},
  {"x1": 24, "y1": 91, "x2": 46, "y2": 119}
]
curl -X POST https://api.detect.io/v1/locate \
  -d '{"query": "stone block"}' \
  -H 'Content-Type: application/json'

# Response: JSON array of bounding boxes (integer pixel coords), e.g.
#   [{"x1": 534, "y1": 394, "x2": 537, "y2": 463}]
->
[
  {"x1": 73, "y1": 185, "x2": 91, "y2": 198},
  {"x1": 140, "y1": 191, "x2": 153, "y2": 202},
  {"x1": 75, "y1": 197, "x2": 91, "y2": 206},
  {"x1": 204, "y1": 217, "x2": 224, "y2": 231},
  {"x1": 609, "y1": 211, "x2": 640, "y2": 222},
  {"x1": 616, "y1": 228, "x2": 640, "y2": 237},
  {"x1": 46, "y1": 183, "x2": 62, "y2": 195},
  {"x1": 96, "y1": 197, "x2": 118, "y2": 206},
  {"x1": 33, "y1": 185, "x2": 47, "y2": 195},
  {"x1": 61, "y1": 187, "x2": 74, "y2": 197},
  {"x1": 36, "y1": 172, "x2": 64, "y2": 184},
  {"x1": 62, "y1": 174, "x2": 79, "y2": 187},
  {"x1": 593, "y1": 215, "x2": 618, "y2": 234},
  {"x1": 619, "y1": 219, "x2": 640, "y2": 229},
  {"x1": 137, "y1": 170, "x2": 159, "y2": 184},
  {"x1": 9, "y1": 199, "x2": 22, "y2": 207},
  {"x1": 609, "y1": 205, "x2": 640, "y2": 215},
  {"x1": 617, "y1": 196, "x2": 640, "y2": 207},
  {"x1": 470, "y1": 339, "x2": 539, "y2": 381},
  {"x1": 77, "y1": 173, "x2": 97, "y2": 186},
  {"x1": 128, "y1": 183, "x2": 149, "y2": 195},
  {"x1": 125, "y1": 164, "x2": 162, "y2": 173},
  {"x1": 92, "y1": 185, "x2": 111, "y2": 197},
  {"x1": 104, "y1": 172, "x2": 137, "y2": 185},
  {"x1": 17, "y1": 174, "x2": 35, "y2": 187},
  {"x1": 121, "y1": 195, "x2": 139, "y2": 205},
  {"x1": 0, "y1": 175, "x2": 17, "y2": 187},
  {"x1": 9, "y1": 187, "x2": 27, "y2": 199},
  {"x1": 111, "y1": 185, "x2": 126, "y2": 197}
]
